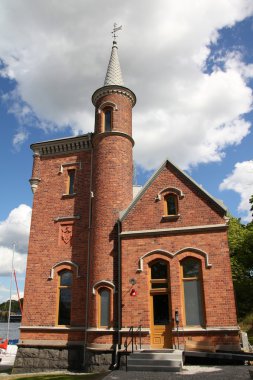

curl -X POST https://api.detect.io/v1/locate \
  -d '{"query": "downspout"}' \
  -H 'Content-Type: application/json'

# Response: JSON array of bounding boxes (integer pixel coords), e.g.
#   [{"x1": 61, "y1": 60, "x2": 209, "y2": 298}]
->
[
  {"x1": 112, "y1": 219, "x2": 122, "y2": 369},
  {"x1": 84, "y1": 133, "x2": 93, "y2": 365},
  {"x1": 117, "y1": 220, "x2": 122, "y2": 349}
]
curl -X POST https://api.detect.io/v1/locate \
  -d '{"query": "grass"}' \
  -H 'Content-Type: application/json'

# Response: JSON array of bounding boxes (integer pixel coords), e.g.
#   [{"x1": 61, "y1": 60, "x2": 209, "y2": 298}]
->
[
  {"x1": 239, "y1": 311, "x2": 253, "y2": 346},
  {"x1": 5, "y1": 372, "x2": 109, "y2": 380}
]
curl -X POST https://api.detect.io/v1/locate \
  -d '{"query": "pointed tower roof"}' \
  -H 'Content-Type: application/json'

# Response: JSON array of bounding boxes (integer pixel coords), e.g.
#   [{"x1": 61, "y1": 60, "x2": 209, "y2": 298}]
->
[{"x1": 104, "y1": 41, "x2": 124, "y2": 86}]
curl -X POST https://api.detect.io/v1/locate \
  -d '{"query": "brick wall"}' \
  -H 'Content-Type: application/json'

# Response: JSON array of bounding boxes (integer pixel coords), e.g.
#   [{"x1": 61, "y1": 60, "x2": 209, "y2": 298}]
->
[{"x1": 21, "y1": 151, "x2": 91, "y2": 340}]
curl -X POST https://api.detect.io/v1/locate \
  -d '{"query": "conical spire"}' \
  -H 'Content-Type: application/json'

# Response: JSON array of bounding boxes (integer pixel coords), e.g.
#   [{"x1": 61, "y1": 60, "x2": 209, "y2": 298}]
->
[{"x1": 104, "y1": 41, "x2": 124, "y2": 86}]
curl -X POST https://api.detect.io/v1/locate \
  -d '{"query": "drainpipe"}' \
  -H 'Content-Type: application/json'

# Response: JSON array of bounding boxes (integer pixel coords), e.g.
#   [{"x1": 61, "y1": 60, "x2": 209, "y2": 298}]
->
[
  {"x1": 112, "y1": 220, "x2": 122, "y2": 369},
  {"x1": 84, "y1": 133, "x2": 93, "y2": 366},
  {"x1": 117, "y1": 220, "x2": 122, "y2": 349}
]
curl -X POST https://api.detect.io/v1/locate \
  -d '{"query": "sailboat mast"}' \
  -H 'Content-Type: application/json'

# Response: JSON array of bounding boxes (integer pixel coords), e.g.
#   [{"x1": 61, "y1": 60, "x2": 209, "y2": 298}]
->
[{"x1": 7, "y1": 243, "x2": 15, "y2": 342}]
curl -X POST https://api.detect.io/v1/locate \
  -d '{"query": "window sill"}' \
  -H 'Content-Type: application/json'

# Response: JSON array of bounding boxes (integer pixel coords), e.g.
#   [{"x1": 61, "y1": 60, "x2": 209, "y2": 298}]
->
[
  {"x1": 62, "y1": 193, "x2": 77, "y2": 198},
  {"x1": 161, "y1": 214, "x2": 180, "y2": 221}
]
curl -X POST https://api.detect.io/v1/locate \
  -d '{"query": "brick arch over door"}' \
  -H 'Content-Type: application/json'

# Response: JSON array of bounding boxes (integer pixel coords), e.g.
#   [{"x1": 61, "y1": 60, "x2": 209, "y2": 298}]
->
[{"x1": 137, "y1": 247, "x2": 212, "y2": 272}]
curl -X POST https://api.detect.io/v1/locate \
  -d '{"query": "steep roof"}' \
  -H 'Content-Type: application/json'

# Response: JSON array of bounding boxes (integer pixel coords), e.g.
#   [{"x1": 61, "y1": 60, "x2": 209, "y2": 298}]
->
[
  {"x1": 119, "y1": 159, "x2": 227, "y2": 221},
  {"x1": 104, "y1": 41, "x2": 124, "y2": 86}
]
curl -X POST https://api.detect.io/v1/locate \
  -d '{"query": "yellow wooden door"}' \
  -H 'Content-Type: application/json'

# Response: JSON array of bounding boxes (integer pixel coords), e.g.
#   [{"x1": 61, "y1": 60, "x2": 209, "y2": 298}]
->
[{"x1": 150, "y1": 293, "x2": 172, "y2": 348}]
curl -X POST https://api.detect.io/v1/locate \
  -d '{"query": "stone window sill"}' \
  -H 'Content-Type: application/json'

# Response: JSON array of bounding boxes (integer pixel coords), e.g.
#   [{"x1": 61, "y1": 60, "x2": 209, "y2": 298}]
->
[
  {"x1": 62, "y1": 193, "x2": 77, "y2": 198},
  {"x1": 162, "y1": 214, "x2": 180, "y2": 221}
]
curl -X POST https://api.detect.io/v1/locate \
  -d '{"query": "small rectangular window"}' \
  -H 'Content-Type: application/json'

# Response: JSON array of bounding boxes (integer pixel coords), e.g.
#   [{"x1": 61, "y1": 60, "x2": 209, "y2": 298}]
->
[
  {"x1": 67, "y1": 169, "x2": 75, "y2": 194},
  {"x1": 104, "y1": 109, "x2": 112, "y2": 132}
]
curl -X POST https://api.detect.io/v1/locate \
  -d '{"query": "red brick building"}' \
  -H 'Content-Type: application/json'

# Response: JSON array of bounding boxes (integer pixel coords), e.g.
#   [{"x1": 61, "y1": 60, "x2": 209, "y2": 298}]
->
[{"x1": 14, "y1": 40, "x2": 240, "y2": 373}]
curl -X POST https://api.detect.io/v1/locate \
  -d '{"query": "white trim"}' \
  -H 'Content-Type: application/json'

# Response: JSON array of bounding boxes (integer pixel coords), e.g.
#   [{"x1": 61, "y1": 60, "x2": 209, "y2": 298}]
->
[
  {"x1": 137, "y1": 247, "x2": 212, "y2": 272},
  {"x1": 92, "y1": 280, "x2": 115, "y2": 295},
  {"x1": 20, "y1": 326, "x2": 85, "y2": 331},
  {"x1": 58, "y1": 161, "x2": 82, "y2": 174},
  {"x1": 121, "y1": 224, "x2": 227, "y2": 237},
  {"x1": 158, "y1": 187, "x2": 184, "y2": 199},
  {"x1": 172, "y1": 326, "x2": 239, "y2": 333},
  {"x1": 98, "y1": 101, "x2": 118, "y2": 112},
  {"x1": 53, "y1": 215, "x2": 80, "y2": 222},
  {"x1": 49, "y1": 260, "x2": 80, "y2": 279}
]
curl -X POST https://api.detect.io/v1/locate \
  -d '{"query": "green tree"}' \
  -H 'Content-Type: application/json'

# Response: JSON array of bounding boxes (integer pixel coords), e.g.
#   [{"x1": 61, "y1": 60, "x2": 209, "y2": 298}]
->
[
  {"x1": 228, "y1": 216, "x2": 253, "y2": 318},
  {"x1": 250, "y1": 195, "x2": 253, "y2": 220}
]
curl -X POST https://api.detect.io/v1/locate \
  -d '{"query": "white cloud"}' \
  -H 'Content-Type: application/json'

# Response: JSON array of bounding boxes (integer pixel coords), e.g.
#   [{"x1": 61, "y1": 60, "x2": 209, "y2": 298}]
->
[
  {"x1": 0, "y1": 246, "x2": 27, "y2": 276},
  {"x1": 0, "y1": 204, "x2": 31, "y2": 255},
  {"x1": 12, "y1": 129, "x2": 29, "y2": 150},
  {"x1": 219, "y1": 160, "x2": 253, "y2": 222},
  {"x1": 0, "y1": 0, "x2": 252, "y2": 165}
]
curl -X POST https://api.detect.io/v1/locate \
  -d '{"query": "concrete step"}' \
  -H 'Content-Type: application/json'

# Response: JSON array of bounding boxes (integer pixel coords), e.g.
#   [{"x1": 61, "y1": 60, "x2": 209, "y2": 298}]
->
[
  {"x1": 127, "y1": 364, "x2": 182, "y2": 372},
  {"x1": 132, "y1": 352, "x2": 182, "y2": 360},
  {"x1": 128, "y1": 358, "x2": 182, "y2": 366},
  {"x1": 126, "y1": 350, "x2": 183, "y2": 372}
]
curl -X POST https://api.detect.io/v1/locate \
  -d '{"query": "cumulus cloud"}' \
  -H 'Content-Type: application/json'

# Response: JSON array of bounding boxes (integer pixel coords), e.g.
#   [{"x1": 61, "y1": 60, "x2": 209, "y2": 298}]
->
[
  {"x1": 0, "y1": 246, "x2": 27, "y2": 276},
  {"x1": 0, "y1": 204, "x2": 31, "y2": 255},
  {"x1": 219, "y1": 160, "x2": 253, "y2": 222},
  {"x1": 0, "y1": 0, "x2": 253, "y2": 167},
  {"x1": 12, "y1": 129, "x2": 29, "y2": 150}
]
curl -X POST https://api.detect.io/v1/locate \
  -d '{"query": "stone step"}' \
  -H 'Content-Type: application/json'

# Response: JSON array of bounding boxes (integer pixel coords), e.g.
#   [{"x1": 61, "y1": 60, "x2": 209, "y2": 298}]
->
[
  {"x1": 127, "y1": 364, "x2": 182, "y2": 372},
  {"x1": 128, "y1": 358, "x2": 182, "y2": 366},
  {"x1": 131, "y1": 352, "x2": 182, "y2": 360},
  {"x1": 126, "y1": 350, "x2": 183, "y2": 372}
]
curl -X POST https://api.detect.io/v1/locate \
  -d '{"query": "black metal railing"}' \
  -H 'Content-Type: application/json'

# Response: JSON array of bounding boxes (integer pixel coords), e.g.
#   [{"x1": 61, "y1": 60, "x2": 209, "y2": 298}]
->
[{"x1": 124, "y1": 325, "x2": 142, "y2": 371}]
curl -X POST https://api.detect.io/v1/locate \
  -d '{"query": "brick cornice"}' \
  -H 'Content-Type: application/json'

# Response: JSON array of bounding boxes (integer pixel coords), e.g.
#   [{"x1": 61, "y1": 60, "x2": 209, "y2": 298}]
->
[
  {"x1": 92, "y1": 131, "x2": 135, "y2": 146},
  {"x1": 30, "y1": 134, "x2": 91, "y2": 156},
  {"x1": 92, "y1": 85, "x2": 136, "y2": 107}
]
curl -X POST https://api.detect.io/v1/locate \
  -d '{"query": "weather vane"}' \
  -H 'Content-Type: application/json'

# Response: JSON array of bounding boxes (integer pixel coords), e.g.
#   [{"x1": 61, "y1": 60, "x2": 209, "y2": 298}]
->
[{"x1": 111, "y1": 23, "x2": 122, "y2": 43}]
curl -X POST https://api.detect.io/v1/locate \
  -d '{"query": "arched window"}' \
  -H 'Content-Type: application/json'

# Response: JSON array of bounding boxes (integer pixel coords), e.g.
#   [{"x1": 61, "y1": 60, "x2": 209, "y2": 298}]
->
[
  {"x1": 98, "y1": 288, "x2": 111, "y2": 327},
  {"x1": 57, "y1": 270, "x2": 72, "y2": 325},
  {"x1": 103, "y1": 108, "x2": 112, "y2": 132},
  {"x1": 181, "y1": 258, "x2": 204, "y2": 326},
  {"x1": 164, "y1": 193, "x2": 178, "y2": 216}
]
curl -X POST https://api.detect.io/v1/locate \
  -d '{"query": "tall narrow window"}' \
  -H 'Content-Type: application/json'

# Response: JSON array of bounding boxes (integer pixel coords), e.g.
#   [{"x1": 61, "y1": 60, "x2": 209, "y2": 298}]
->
[
  {"x1": 104, "y1": 109, "x2": 112, "y2": 132},
  {"x1": 181, "y1": 258, "x2": 204, "y2": 326},
  {"x1": 164, "y1": 193, "x2": 178, "y2": 215},
  {"x1": 98, "y1": 288, "x2": 110, "y2": 327},
  {"x1": 58, "y1": 270, "x2": 72, "y2": 325},
  {"x1": 67, "y1": 169, "x2": 75, "y2": 195},
  {"x1": 150, "y1": 260, "x2": 170, "y2": 325}
]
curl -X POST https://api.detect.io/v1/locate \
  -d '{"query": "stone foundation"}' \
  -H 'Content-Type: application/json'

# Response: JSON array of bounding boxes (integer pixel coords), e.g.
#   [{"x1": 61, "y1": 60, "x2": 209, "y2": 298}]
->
[
  {"x1": 84, "y1": 349, "x2": 116, "y2": 372},
  {"x1": 12, "y1": 345, "x2": 84, "y2": 374}
]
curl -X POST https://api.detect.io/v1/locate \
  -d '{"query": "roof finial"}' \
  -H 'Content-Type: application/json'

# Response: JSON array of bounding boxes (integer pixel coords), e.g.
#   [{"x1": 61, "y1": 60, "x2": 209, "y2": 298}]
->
[{"x1": 111, "y1": 23, "x2": 122, "y2": 44}]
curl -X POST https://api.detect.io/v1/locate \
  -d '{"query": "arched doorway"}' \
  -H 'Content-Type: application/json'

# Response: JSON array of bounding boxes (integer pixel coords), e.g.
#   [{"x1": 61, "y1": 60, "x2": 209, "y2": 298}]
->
[{"x1": 149, "y1": 260, "x2": 172, "y2": 348}]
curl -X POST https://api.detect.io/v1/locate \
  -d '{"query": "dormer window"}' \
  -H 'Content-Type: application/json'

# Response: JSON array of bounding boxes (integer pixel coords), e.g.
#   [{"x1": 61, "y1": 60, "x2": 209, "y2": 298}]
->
[
  {"x1": 164, "y1": 193, "x2": 178, "y2": 216},
  {"x1": 104, "y1": 108, "x2": 112, "y2": 132}
]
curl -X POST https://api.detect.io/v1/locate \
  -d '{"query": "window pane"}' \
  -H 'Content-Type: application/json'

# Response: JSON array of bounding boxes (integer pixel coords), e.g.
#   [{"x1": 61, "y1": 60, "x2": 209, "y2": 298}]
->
[
  {"x1": 153, "y1": 294, "x2": 169, "y2": 325},
  {"x1": 58, "y1": 288, "x2": 71, "y2": 325},
  {"x1": 184, "y1": 280, "x2": 203, "y2": 325},
  {"x1": 68, "y1": 170, "x2": 75, "y2": 194},
  {"x1": 105, "y1": 110, "x2": 111, "y2": 132},
  {"x1": 100, "y1": 289, "x2": 110, "y2": 326},
  {"x1": 183, "y1": 259, "x2": 200, "y2": 278},
  {"x1": 166, "y1": 195, "x2": 177, "y2": 215},
  {"x1": 60, "y1": 271, "x2": 73, "y2": 286},
  {"x1": 151, "y1": 261, "x2": 168, "y2": 279}
]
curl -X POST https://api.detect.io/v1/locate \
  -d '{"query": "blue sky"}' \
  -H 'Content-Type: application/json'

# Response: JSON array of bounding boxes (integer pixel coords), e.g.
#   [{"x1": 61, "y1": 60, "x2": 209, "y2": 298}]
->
[{"x1": 0, "y1": 0, "x2": 253, "y2": 305}]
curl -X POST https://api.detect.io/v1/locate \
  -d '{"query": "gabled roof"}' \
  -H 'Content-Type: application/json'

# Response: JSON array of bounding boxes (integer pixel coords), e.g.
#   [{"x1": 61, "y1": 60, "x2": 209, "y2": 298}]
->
[
  {"x1": 119, "y1": 159, "x2": 227, "y2": 221},
  {"x1": 104, "y1": 41, "x2": 124, "y2": 86}
]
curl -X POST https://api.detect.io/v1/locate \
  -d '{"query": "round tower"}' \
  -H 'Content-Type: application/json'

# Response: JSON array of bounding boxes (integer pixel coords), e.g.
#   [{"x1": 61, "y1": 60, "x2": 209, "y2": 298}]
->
[{"x1": 88, "y1": 40, "x2": 136, "y2": 346}]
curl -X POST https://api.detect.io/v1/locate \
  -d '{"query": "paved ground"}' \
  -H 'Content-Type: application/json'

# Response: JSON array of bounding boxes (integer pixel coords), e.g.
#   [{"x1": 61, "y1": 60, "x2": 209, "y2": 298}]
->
[
  {"x1": 104, "y1": 366, "x2": 252, "y2": 380},
  {"x1": 0, "y1": 366, "x2": 252, "y2": 379}
]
